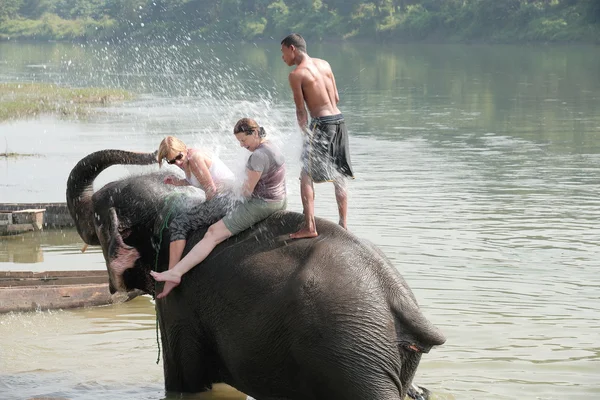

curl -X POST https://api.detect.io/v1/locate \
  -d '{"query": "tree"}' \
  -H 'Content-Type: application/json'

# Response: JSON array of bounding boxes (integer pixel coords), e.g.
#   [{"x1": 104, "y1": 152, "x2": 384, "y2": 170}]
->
[
  {"x1": 0, "y1": 0, "x2": 23, "y2": 21},
  {"x1": 584, "y1": 0, "x2": 600, "y2": 23},
  {"x1": 322, "y1": 0, "x2": 362, "y2": 16},
  {"x1": 18, "y1": 0, "x2": 55, "y2": 19}
]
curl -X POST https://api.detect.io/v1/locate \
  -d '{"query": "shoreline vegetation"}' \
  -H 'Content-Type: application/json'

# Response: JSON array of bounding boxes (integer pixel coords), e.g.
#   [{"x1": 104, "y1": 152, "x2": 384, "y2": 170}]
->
[
  {"x1": 0, "y1": 0, "x2": 598, "y2": 45},
  {"x1": 0, "y1": 83, "x2": 132, "y2": 122},
  {"x1": 0, "y1": 152, "x2": 39, "y2": 157}
]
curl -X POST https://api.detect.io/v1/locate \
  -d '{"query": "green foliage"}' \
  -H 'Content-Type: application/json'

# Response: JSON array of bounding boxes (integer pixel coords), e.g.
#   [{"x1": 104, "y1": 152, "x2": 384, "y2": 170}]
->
[
  {"x1": 19, "y1": 0, "x2": 55, "y2": 19},
  {"x1": 0, "y1": 0, "x2": 23, "y2": 22},
  {"x1": 241, "y1": 17, "x2": 267, "y2": 38},
  {"x1": 322, "y1": 0, "x2": 362, "y2": 17},
  {"x1": 264, "y1": 0, "x2": 289, "y2": 38},
  {"x1": 400, "y1": 4, "x2": 438, "y2": 39},
  {"x1": 583, "y1": 0, "x2": 600, "y2": 23},
  {"x1": 0, "y1": 0, "x2": 598, "y2": 43},
  {"x1": 528, "y1": 17, "x2": 569, "y2": 40},
  {"x1": 0, "y1": 13, "x2": 114, "y2": 40}
]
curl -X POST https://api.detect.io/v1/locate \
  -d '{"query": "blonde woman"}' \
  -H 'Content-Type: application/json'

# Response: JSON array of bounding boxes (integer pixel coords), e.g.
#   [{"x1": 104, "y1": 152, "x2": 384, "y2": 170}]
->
[
  {"x1": 157, "y1": 136, "x2": 234, "y2": 198},
  {"x1": 157, "y1": 136, "x2": 235, "y2": 273},
  {"x1": 151, "y1": 118, "x2": 287, "y2": 298}
]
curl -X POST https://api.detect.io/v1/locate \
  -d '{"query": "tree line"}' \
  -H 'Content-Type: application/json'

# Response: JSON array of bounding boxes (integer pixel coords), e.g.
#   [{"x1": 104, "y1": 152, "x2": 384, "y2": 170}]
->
[{"x1": 1, "y1": 0, "x2": 599, "y2": 43}]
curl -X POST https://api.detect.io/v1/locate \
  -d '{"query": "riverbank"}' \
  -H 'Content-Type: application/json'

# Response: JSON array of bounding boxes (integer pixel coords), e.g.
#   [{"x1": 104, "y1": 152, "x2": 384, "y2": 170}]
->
[{"x1": 0, "y1": 83, "x2": 132, "y2": 122}]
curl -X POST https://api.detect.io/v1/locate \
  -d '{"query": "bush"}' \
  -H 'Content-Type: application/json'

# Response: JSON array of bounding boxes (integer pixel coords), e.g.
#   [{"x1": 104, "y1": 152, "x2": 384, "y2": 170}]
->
[
  {"x1": 240, "y1": 17, "x2": 267, "y2": 38},
  {"x1": 399, "y1": 4, "x2": 438, "y2": 40}
]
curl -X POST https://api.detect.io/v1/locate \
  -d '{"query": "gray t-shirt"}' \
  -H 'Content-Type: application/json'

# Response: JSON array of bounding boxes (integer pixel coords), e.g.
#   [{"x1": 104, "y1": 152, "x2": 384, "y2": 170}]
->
[{"x1": 246, "y1": 141, "x2": 286, "y2": 201}]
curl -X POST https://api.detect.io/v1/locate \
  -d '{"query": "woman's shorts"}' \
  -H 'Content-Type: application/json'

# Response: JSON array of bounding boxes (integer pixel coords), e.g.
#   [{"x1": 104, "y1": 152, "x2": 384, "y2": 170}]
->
[{"x1": 223, "y1": 197, "x2": 287, "y2": 235}]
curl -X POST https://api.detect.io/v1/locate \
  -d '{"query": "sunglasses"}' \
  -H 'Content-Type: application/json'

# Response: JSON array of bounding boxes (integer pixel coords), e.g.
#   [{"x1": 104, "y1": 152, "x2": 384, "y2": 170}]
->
[{"x1": 166, "y1": 153, "x2": 184, "y2": 165}]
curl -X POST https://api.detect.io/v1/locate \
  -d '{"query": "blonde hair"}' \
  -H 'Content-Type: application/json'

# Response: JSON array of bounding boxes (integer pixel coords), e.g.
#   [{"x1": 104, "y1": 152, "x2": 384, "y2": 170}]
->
[{"x1": 157, "y1": 136, "x2": 187, "y2": 167}]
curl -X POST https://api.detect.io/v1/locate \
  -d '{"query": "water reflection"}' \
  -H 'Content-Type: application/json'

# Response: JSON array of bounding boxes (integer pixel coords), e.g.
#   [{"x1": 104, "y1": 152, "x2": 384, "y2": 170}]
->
[
  {"x1": 0, "y1": 234, "x2": 43, "y2": 263},
  {"x1": 0, "y1": 228, "x2": 105, "y2": 271}
]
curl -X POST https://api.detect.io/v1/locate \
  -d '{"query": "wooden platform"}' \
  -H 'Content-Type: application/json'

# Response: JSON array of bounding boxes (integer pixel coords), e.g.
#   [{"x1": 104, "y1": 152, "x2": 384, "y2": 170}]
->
[
  {"x1": 0, "y1": 208, "x2": 46, "y2": 235},
  {"x1": 0, "y1": 270, "x2": 113, "y2": 313},
  {"x1": 0, "y1": 202, "x2": 74, "y2": 228}
]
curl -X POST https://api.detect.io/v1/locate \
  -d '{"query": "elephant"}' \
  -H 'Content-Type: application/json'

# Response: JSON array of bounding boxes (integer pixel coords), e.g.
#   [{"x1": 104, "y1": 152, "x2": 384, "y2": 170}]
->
[{"x1": 66, "y1": 149, "x2": 446, "y2": 400}]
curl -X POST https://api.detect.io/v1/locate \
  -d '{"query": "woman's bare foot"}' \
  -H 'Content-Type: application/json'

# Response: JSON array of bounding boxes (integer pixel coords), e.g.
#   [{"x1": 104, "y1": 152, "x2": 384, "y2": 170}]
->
[
  {"x1": 290, "y1": 227, "x2": 319, "y2": 239},
  {"x1": 150, "y1": 270, "x2": 182, "y2": 298}
]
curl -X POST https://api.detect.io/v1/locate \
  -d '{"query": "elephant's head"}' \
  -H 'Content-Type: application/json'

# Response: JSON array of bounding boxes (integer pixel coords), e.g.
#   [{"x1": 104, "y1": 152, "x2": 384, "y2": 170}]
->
[
  {"x1": 66, "y1": 149, "x2": 165, "y2": 296},
  {"x1": 66, "y1": 150, "x2": 157, "y2": 245}
]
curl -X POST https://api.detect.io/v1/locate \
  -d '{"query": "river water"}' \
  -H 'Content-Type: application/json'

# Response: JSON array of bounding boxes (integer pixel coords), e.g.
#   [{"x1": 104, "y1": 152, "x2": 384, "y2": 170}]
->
[{"x1": 1, "y1": 41, "x2": 599, "y2": 399}]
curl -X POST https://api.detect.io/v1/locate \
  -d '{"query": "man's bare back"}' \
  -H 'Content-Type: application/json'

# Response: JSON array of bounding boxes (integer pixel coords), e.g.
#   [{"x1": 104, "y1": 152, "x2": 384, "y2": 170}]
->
[{"x1": 292, "y1": 57, "x2": 340, "y2": 118}]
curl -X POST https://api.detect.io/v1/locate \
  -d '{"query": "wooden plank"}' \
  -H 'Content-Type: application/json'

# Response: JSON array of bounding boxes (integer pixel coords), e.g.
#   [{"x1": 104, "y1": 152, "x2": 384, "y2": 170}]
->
[
  {"x1": 0, "y1": 283, "x2": 112, "y2": 313},
  {"x1": 0, "y1": 270, "x2": 109, "y2": 288},
  {"x1": 0, "y1": 275, "x2": 108, "y2": 288},
  {"x1": 0, "y1": 270, "x2": 108, "y2": 279}
]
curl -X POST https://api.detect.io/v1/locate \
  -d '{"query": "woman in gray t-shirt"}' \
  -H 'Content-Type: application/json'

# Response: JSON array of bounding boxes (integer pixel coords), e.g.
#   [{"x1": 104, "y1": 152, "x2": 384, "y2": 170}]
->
[{"x1": 151, "y1": 118, "x2": 287, "y2": 298}]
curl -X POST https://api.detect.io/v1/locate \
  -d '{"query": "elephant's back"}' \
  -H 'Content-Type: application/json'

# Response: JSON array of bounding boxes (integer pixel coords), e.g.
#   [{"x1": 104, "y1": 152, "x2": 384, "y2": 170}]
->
[
  {"x1": 221, "y1": 210, "x2": 369, "y2": 268},
  {"x1": 195, "y1": 210, "x2": 389, "y2": 304}
]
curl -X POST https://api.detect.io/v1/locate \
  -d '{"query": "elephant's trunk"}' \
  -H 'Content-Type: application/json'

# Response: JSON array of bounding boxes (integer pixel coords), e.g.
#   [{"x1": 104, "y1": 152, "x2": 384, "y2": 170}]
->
[{"x1": 66, "y1": 149, "x2": 157, "y2": 244}]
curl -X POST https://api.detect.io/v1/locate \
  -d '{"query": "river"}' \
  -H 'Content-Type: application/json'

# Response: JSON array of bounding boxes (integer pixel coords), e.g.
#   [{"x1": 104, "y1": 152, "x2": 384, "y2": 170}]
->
[{"x1": 1, "y1": 40, "x2": 599, "y2": 399}]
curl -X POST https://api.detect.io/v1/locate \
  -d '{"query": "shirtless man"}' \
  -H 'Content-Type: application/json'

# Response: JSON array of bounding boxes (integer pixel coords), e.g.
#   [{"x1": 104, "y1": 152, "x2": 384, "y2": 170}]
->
[{"x1": 281, "y1": 33, "x2": 354, "y2": 239}]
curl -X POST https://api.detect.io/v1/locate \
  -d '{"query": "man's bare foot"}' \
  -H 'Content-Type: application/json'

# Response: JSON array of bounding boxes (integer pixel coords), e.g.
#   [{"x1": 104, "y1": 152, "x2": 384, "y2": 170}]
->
[
  {"x1": 150, "y1": 270, "x2": 181, "y2": 298},
  {"x1": 339, "y1": 220, "x2": 347, "y2": 230},
  {"x1": 290, "y1": 227, "x2": 319, "y2": 239}
]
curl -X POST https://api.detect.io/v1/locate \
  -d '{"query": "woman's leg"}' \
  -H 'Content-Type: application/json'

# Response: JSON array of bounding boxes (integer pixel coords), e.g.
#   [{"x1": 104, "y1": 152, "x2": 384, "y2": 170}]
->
[
  {"x1": 151, "y1": 219, "x2": 232, "y2": 298},
  {"x1": 166, "y1": 197, "x2": 194, "y2": 270},
  {"x1": 168, "y1": 240, "x2": 186, "y2": 269}
]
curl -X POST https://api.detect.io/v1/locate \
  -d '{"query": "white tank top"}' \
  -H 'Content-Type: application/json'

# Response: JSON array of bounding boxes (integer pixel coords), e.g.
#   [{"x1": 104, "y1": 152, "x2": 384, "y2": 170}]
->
[{"x1": 187, "y1": 155, "x2": 235, "y2": 190}]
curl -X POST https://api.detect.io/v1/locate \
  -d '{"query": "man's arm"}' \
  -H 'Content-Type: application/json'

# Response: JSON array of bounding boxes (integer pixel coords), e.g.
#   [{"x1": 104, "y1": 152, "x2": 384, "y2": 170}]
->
[
  {"x1": 330, "y1": 69, "x2": 340, "y2": 104},
  {"x1": 288, "y1": 72, "x2": 308, "y2": 130}
]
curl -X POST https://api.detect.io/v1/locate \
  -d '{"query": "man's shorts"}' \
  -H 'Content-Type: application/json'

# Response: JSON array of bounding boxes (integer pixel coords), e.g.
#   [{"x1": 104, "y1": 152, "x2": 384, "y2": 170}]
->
[
  {"x1": 223, "y1": 197, "x2": 287, "y2": 235},
  {"x1": 301, "y1": 114, "x2": 354, "y2": 183}
]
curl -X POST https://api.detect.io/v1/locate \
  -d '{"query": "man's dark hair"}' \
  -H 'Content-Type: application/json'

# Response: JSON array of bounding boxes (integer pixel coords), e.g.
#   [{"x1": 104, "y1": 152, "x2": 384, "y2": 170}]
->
[{"x1": 281, "y1": 33, "x2": 307, "y2": 53}]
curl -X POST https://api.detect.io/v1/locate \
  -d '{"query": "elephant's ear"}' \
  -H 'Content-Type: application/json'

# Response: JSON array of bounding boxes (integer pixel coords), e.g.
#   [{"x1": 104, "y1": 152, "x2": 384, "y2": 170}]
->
[
  {"x1": 361, "y1": 238, "x2": 446, "y2": 353},
  {"x1": 105, "y1": 207, "x2": 141, "y2": 293},
  {"x1": 391, "y1": 290, "x2": 446, "y2": 354}
]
